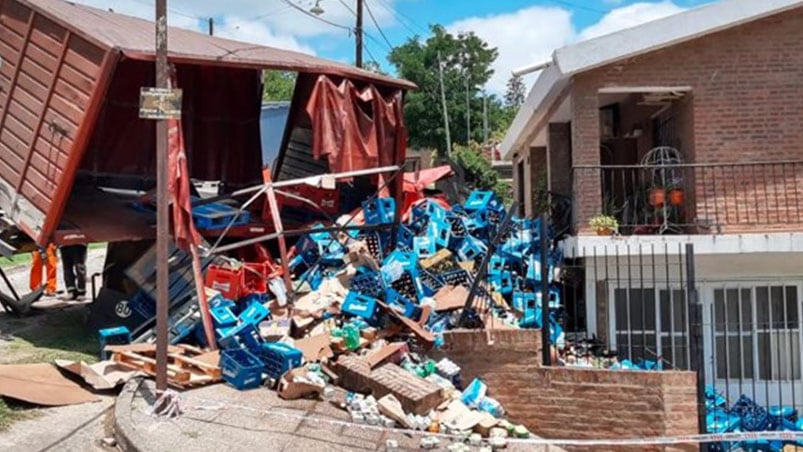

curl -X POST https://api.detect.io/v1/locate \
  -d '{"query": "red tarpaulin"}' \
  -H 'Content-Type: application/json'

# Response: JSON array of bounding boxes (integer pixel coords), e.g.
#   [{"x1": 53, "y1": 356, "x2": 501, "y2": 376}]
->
[{"x1": 305, "y1": 75, "x2": 406, "y2": 197}]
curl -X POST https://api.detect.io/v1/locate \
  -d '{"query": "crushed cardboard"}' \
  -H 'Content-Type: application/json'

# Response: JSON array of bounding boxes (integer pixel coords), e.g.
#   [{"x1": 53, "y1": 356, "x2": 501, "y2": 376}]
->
[
  {"x1": 0, "y1": 363, "x2": 98, "y2": 406},
  {"x1": 55, "y1": 360, "x2": 139, "y2": 390}
]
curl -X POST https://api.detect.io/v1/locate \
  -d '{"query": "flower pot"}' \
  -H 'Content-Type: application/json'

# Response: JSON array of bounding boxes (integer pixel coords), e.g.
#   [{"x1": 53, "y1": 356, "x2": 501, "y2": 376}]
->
[
  {"x1": 596, "y1": 227, "x2": 614, "y2": 236},
  {"x1": 649, "y1": 188, "x2": 666, "y2": 207},
  {"x1": 668, "y1": 188, "x2": 685, "y2": 206}
]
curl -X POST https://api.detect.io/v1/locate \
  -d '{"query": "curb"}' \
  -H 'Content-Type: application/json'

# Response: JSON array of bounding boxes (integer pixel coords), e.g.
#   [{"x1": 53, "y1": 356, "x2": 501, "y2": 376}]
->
[{"x1": 112, "y1": 378, "x2": 146, "y2": 452}]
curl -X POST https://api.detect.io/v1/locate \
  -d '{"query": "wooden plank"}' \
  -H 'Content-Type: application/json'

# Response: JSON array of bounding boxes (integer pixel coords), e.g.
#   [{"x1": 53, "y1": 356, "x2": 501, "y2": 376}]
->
[
  {"x1": 19, "y1": 58, "x2": 52, "y2": 96},
  {"x1": 62, "y1": 37, "x2": 103, "y2": 80},
  {"x1": 24, "y1": 38, "x2": 58, "y2": 71},
  {"x1": 5, "y1": 112, "x2": 34, "y2": 143},
  {"x1": 47, "y1": 92, "x2": 83, "y2": 128},
  {"x1": 28, "y1": 16, "x2": 65, "y2": 59},
  {"x1": 53, "y1": 78, "x2": 89, "y2": 109},
  {"x1": 58, "y1": 63, "x2": 94, "y2": 96},
  {"x1": 0, "y1": 131, "x2": 28, "y2": 169},
  {"x1": 0, "y1": 1, "x2": 31, "y2": 37}
]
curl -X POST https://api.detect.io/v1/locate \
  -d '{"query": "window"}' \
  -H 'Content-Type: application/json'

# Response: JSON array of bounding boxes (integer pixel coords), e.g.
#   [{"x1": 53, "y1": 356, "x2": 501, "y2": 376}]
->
[
  {"x1": 712, "y1": 285, "x2": 801, "y2": 381},
  {"x1": 612, "y1": 287, "x2": 688, "y2": 369}
]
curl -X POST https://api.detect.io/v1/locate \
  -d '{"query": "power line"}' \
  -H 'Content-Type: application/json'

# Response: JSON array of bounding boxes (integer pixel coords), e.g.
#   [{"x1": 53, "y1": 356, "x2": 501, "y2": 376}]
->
[
  {"x1": 364, "y1": 30, "x2": 391, "y2": 52},
  {"x1": 279, "y1": 0, "x2": 352, "y2": 31},
  {"x1": 126, "y1": 0, "x2": 204, "y2": 21},
  {"x1": 374, "y1": 0, "x2": 427, "y2": 36},
  {"x1": 364, "y1": 0, "x2": 393, "y2": 50},
  {"x1": 544, "y1": 0, "x2": 611, "y2": 16}
]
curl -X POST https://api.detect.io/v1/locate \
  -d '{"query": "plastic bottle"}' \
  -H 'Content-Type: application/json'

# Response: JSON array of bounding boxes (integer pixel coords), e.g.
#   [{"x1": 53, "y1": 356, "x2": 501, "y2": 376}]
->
[{"x1": 343, "y1": 324, "x2": 360, "y2": 350}]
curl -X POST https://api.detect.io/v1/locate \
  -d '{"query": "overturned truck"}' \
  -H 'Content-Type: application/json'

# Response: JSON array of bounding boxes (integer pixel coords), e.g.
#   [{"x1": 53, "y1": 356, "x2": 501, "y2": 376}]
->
[{"x1": 0, "y1": 0, "x2": 415, "y2": 317}]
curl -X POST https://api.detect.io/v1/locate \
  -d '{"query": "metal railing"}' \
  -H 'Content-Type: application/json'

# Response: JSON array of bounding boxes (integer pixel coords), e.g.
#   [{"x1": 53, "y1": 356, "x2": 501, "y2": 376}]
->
[{"x1": 573, "y1": 161, "x2": 803, "y2": 235}]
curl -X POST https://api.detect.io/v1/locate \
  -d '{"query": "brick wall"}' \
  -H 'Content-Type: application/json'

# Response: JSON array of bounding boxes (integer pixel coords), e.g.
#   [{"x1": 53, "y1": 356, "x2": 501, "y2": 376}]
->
[
  {"x1": 436, "y1": 330, "x2": 698, "y2": 451},
  {"x1": 571, "y1": 8, "x2": 803, "y2": 233}
]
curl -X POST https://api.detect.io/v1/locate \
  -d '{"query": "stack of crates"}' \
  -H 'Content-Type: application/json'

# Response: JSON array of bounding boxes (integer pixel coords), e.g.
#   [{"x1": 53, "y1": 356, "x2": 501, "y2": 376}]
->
[
  {"x1": 258, "y1": 342, "x2": 303, "y2": 380},
  {"x1": 192, "y1": 201, "x2": 251, "y2": 230},
  {"x1": 220, "y1": 348, "x2": 264, "y2": 390},
  {"x1": 205, "y1": 265, "x2": 245, "y2": 300},
  {"x1": 363, "y1": 197, "x2": 396, "y2": 225}
]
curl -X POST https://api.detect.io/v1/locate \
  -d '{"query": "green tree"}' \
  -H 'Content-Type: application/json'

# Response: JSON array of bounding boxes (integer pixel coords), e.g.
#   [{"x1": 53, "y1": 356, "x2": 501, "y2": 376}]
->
[
  {"x1": 452, "y1": 141, "x2": 511, "y2": 203},
  {"x1": 262, "y1": 71, "x2": 296, "y2": 102},
  {"x1": 388, "y1": 25, "x2": 500, "y2": 155},
  {"x1": 504, "y1": 74, "x2": 526, "y2": 108}
]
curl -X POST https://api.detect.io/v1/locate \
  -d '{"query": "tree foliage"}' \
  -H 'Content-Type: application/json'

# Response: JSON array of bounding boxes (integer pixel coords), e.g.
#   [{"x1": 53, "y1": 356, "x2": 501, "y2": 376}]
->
[
  {"x1": 453, "y1": 142, "x2": 512, "y2": 203},
  {"x1": 389, "y1": 25, "x2": 513, "y2": 155},
  {"x1": 262, "y1": 71, "x2": 296, "y2": 102},
  {"x1": 504, "y1": 74, "x2": 526, "y2": 108}
]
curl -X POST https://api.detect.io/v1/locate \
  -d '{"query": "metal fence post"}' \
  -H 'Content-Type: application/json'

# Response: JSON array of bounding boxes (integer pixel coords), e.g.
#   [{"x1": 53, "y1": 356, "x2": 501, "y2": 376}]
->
[
  {"x1": 540, "y1": 213, "x2": 550, "y2": 366},
  {"x1": 685, "y1": 243, "x2": 707, "y2": 450}
]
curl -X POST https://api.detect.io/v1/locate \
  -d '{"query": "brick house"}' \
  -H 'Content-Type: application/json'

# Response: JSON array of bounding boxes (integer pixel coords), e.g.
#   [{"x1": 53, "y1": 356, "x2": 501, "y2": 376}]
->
[{"x1": 502, "y1": 0, "x2": 803, "y2": 408}]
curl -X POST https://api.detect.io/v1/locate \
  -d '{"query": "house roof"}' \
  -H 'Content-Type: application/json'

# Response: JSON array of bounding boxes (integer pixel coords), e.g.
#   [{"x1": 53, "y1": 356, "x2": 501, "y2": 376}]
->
[
  {"x1": 24, "y1": 0, "x2": 415, "y2": 90},
  {"x1": 501, "y1": 0, "x2": 803, "y2": 160}
]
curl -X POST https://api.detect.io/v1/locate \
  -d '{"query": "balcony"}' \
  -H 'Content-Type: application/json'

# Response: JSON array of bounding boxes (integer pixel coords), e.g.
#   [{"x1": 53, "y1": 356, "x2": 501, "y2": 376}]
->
[{"x1": 572, "y1": 161, "x2": 803, "y2": 235}]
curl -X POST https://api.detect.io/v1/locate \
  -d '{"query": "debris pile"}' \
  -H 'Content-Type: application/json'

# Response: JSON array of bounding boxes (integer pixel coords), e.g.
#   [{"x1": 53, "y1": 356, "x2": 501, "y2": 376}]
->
[
  {"x1": 129, "y1": 190, "x2": 559, "y2": 442},
  {"x1": 706, "y1": 387, "x2": 803, "y2": 451}
]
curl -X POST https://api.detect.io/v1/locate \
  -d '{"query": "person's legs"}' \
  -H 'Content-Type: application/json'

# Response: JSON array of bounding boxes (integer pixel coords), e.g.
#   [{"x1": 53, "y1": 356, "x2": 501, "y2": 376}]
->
[
  {"x1": 61, "y1": 246, "x2": 77, "y2": 298},
  {"x1": 45, "y1": 243, "x2": 58, "y2": 294},
  {"x1": 30, "y1": 250, "x2": 43, "y2": 291},
  {"x1": 74, "y1": 245, "x2": 88, "y2": 298}
]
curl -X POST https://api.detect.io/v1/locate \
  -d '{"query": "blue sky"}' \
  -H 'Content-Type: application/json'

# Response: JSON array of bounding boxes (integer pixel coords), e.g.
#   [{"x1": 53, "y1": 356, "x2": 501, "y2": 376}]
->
[{"x1": 75, "y1": 0, "x2": 716, "y2": 92}]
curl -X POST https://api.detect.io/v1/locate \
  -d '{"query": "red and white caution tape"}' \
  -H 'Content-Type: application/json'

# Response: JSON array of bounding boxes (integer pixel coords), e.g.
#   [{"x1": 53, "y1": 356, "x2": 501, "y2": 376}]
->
[{"x1": 184, "y1": 397, "x2": 803, "y2": 447}]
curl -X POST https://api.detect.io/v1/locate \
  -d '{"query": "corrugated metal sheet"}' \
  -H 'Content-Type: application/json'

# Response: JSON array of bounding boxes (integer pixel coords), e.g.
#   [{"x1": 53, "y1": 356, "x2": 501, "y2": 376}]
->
[
  {"x1": 22, "y1": 0, "x2": 415, "y2": 89},
  {"x1": 0, "y1": 0, "x2": 111, "y2": 242}
]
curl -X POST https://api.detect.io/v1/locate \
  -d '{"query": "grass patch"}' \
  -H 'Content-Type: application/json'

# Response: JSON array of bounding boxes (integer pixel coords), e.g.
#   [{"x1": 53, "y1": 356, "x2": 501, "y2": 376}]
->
[
  {"x1": 0, "y1": 398, "x2": 39, "y2": 432},
  {"x1": 2, "y1": 308, "x2": 98, "y2": 365},
  {"x1": 0, "y1": 243, "x2": 106, "y2": 269}
]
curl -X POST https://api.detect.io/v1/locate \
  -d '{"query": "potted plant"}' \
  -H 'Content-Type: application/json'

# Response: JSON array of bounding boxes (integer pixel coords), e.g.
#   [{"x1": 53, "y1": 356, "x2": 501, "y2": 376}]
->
[
  {"x1": 667, "y1": 184, "x2": 685, "y2": 206},
  {"x1": 648, "y1": 186, "x2": 666, "y2": 207},
  {"x1": 589, "y1": 214, "x2": 618, "y2": 236}
]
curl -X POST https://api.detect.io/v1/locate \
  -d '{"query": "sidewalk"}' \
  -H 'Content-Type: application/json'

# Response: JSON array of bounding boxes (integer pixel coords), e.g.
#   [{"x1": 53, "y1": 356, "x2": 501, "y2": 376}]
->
[{"x1": 114, "y1": 379, "x2": 544, "y2": 452}]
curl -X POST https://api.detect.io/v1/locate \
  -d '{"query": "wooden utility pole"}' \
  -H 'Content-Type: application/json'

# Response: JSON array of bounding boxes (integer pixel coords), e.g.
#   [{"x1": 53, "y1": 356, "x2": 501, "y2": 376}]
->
[
  {"x1": 154, "y1": 0, "x2": 169, "y2": 393},
  {"x1": 208, "y1": 17, "x2": 214, "y2": 36},
  {"x1": 355, "y1": 0, "x2": 364, "y2": 68},
  {"x1": 437, "y1": 52, "x2": 452, "y2": 157}
]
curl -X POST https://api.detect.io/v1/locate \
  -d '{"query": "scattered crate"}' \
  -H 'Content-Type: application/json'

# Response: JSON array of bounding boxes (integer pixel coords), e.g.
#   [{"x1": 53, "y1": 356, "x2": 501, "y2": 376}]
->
[
  {"x1": 220, "y1": 348, "x2": 264, "y2": 390},
  {"x1": 258, "y1": 342, "x2": 303, "y2": 380},
  {"x1": 193, "y1": 202, "x2": 251, "y2": 230}
]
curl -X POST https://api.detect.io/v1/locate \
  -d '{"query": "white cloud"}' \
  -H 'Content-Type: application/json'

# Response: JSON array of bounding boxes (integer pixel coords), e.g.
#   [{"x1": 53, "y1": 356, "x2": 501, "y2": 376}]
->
[
  {"x1": 579, "y1": 1, "x2": 685, "y2": 41},
  {"x1": 449, "y1": 6, "x2": 574, "y2": 95},
  {"x1": 448, "y1": 1, "x2": 688, "y2": 94}
]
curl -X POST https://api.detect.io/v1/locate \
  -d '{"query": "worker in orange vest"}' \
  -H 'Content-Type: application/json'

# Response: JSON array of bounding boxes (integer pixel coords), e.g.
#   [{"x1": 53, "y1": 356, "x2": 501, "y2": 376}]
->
[{"x1": 30, "y1": 243, "x2": 58, "y2": 296}]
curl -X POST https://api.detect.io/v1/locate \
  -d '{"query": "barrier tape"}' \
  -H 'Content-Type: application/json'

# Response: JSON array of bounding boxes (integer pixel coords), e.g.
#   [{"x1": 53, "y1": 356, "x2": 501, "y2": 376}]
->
[{"x1": 186, "y1": 397, "x2": 803, "y2": 447}]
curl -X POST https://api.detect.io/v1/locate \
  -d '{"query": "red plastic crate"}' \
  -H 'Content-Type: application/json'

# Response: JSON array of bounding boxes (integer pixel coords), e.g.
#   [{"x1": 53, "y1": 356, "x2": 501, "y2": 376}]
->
[
  {"x1": 243, "y1": 262, "x2": 268, "y2": 295},
  {"x1": 205, "y1": 265, "x2": 245, "y2": 300},
  {"x1": 277, "y1": 185, "x2": 340, "y2": 215}
]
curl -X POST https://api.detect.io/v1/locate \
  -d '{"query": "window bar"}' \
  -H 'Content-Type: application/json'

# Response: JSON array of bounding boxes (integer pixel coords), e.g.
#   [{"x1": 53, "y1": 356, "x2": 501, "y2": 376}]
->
[
  {"x1": 615, "y1": 246, "x2": 629, "y2": 359},
  {"x1": 710, "y1": 301, "x2": 718, "y2": 404},
  {"x1": 737, "y1": 285, "x2": 745, "y2": 400},
  {"x1": 639, "y1": 245, "x2": 647, "y2": 363},
  {"x1": 732, "y1": 165, "x2": 741, "y2": 224},
  {"x1": 677, "y1": 242, "x2": 688, "y2": 366},
  {"x1": 795, "y1": 162, "x2": 802, "y2": 223},
  {"x1": 749, "y1": 286, "x2": 758, "y2": 409},
  {"x1": 604, "y1": 244, "x2": 611, "y2": 353},
  {"x1": 723, "y1": 285, "x2": 731, "y2": 407},
  {"x1": 775, "y1": 287, "x2": 783, "y2": 410},
  {"x1": 783, "y1": 285, "x2": 795, "y2": 415},
  {"x1": 626, "y1": 244, "x2": 635, "y2": 360},
  {"x1": 765, "y1": 288, "x2": 772, "y2": 409},
  {"x1": 664, "y1": 243, "x2": 675, "y2": 369}
]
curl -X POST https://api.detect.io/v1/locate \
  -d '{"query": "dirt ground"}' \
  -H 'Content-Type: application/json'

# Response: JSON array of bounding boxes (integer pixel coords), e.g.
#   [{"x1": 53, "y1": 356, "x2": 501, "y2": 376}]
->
[{"x1": 0, "y1": 248, "x2": 117, "y2": 450}]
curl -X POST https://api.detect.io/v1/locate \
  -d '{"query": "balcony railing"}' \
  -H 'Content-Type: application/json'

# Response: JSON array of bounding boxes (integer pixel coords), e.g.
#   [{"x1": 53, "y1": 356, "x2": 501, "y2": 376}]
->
[{"x1": 573, "y1": 161, "x2": 803, "y2": 235}]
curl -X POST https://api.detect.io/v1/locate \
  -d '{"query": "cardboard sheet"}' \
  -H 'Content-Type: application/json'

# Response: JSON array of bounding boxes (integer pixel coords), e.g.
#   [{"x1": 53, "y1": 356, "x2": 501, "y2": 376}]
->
[
  {"x1": 55, "y1": 360, "x2": 139, "y2": 390},
  {"x1": 365, "y1": 342, "x2": 408, "y2": 369},
  {"x1": 377, "y1": 301, "x2": 435, "y2": 345},
  {"x1": 294, "y1": 334, "x2": 334, "y2": 361},
  {"x1": 433, "y1": 285, "x2": 470, "y2": 312},
  {"x1": 0, "y1": 363, "x2": 99, "y2": 406}
]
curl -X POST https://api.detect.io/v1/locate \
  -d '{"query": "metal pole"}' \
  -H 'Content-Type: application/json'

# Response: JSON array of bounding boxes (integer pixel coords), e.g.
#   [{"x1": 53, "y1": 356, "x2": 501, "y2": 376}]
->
[
  {"x1": 208, "y1": 17, "x2": 213, "y2": 36},
  {"x1": 685, "y1": 243, "x2": 707, "y2": 450},
  {"x1": 437, "y1": 52, "x2": 452, "y2": 157},
  {"x1": 540, "y1": 213, "x2": 551, "y2": 366},
  {"x1": 355, "y1": 0, "x2": 363, "y2": 68},
  {"x1": 465, "y1": 76, "x2": 471, "y2": 143},
  {"x1": 482, "y1": 90, "x2": 488, "y2": 146},
  {"x1": 154, "y1": 0, "x2": 169, "y2": 393}
]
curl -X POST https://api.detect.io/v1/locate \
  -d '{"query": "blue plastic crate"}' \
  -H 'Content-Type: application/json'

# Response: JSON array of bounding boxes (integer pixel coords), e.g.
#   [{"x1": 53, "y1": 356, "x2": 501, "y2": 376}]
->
[
  {"x1": 396, "y1": 225, "x2": 415, "y2": 250},
  {"x1": 210, "y1": 296, "x2": 236, "y2": 311},
  {"x1": 512, "y1": 291, "x2": 536, "y2": 313},
  {"x1": 351, "y1": 268, "x2": 386, "y2": 298},
  {"x1": 258, "y1": 342, "x2": 303, "y2": 379},
  {"x1": 219, "y1": 322, "x2": 263, "y2": 351},
  {"x1": 215, "y1": 325, "x2": 238, "y2": 339},
  {"x1": 385, "y1": 289, "x2": 420, "y2": 319},
  {"x1": 210, "y1": 305, "x2": 238, "y2": 328},
  {"x1": 413, "y1": 236, "x2": 437, "y2": 258},
  {"x1": 363, "y1": 197, "x2": 396, "y2": 225},
  {"x1": 427, "y1": 217, "x2": 451, "y2": 249},
  {"x1": 490, "y1": 271, "x2": 514, "y2": 296},
  {"x1": 238, "y1": 299, "x2": 270, "y2": 326},
  {"x1": 298, "y1": 265, "x2": 324, "y2": 291},
  {"x1": 220, "y1": 348, "x2": 264, "y2": 390},
  {"x1": 457, "y1": 236, "x2": 487, "y2": 262},
  {"x1": 440, "y1": 269, "x2": 472, "y2": 287},
  {"x1": 193, "y1": 202, "x2": 251, "y2": 230},
  {"x1": 418, "y1": 269, "x2": 445, "y2": 297},
  {"x1": 341, "y1": 291, "x2": 380, "y2": 326},
  {"x1": 489, "y1": 255, "x2": 507, "y2": 276},
  {"x1": 464, "y1": 191, "x2": 495, "y2": 212},
  {"x1": 98, "y1": 326, "x2": 131, "y2": 360}
]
